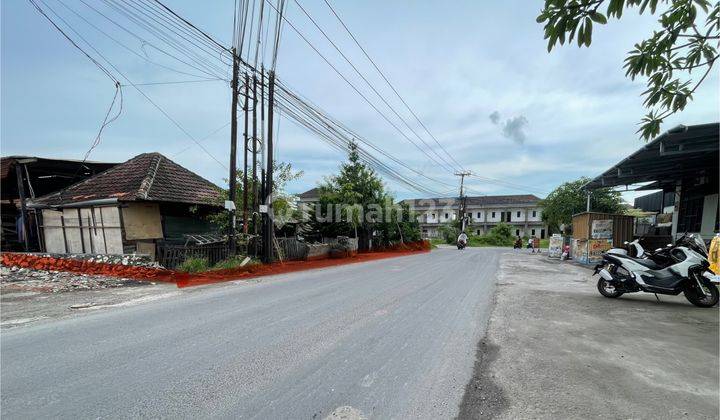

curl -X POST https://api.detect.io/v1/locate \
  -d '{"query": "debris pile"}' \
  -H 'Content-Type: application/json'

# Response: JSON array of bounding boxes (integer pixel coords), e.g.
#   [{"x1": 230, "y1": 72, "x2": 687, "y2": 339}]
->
[
  {"x1": 1, "y1": 266, "x2": 150, "y2": 293},
  {"x1": 1, "y1": 253, "x2": 173, "y2": 281}
]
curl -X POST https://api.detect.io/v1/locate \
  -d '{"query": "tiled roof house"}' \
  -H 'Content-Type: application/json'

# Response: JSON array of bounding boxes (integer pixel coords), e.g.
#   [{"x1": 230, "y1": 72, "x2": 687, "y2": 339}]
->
[{"x1": 30, "y1": 153, "x2": 224, "y2": 258}]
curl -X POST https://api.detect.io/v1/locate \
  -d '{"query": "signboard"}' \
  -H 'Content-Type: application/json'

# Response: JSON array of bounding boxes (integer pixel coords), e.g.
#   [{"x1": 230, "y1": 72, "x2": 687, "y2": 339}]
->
[
  {"x1": 591, "y1": 219, "x2": 613, "y2": 239},
  {"x1": 588, "y1": 239, "x2": 612, "y2": 259},
  {"x1": 548, "y1": 234, "x2": 563, "y2": 258},
  {"x1": 572, "y1": 239, "x2": 588, "y2": 262}
]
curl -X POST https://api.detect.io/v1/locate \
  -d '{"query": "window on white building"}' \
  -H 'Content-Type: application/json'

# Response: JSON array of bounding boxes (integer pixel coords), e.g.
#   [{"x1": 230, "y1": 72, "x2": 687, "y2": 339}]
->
[
  {"x1": 445, "y1": 213, "x2": 449, "y2": 219},
  {"x1": 531, "y1": 229, "x2": 536, "y2": 236},
  {"x1": 516, "y1": 229, "x2": 520, "y2": 236},
  {"x1": 476, "y1": 212, "x2": 481, "y2": 218},
  {"x1": 491, "y1": 211, "x2": 496, "y2": 218},
  {"x1": 516, "y1": 211, "x2": 521, "y2": 218},
  {"x1": 532, "y1": 210, "x2": 537, "y2": 217}
]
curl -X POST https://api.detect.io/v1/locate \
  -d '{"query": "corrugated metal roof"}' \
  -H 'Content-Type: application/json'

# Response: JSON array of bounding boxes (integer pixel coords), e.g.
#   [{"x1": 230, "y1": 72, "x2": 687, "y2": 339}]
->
[{"x1": 584, "y1": 123, "x2": 719, "y2": 190}]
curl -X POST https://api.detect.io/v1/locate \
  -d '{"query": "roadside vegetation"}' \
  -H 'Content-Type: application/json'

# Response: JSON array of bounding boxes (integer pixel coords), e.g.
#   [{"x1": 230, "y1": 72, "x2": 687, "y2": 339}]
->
[
  {"x1": 178, "y1": 256, "x2": 259, "y2": 273},
  {"x1": 437, "y1": 222, "x2": 518, "y2": 247},
  {"x1": 178, "y1": 257, "x2": 210, "y2": 273},
  {"x1": 308, "y1": 141, "x2": 421, "y2": 248},
  {"x1": 540, "y1": 177, "x2": 624, "y2": 234}
]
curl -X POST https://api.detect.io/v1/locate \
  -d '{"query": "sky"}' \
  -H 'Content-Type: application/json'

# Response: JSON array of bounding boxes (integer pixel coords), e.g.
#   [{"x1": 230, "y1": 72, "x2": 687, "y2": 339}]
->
[{"x1": 2, "y1": 0, "x2": 718, "y2": 203}]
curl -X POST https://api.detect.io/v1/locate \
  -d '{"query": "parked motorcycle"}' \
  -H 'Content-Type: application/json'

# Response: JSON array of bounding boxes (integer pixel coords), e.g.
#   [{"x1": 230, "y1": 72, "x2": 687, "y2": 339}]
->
[
  {"x1": 607, "y1": 238, "x2": 646, "y2": 258},
  {"x1": 593, "y1": 234, "x2": 719, "y2": 307},
  {"x1": 609, "y1": 238, "x2": 679, "y2": 268},
  {"x1": 457, "y1": 240, "x2": 467, "y2": 250}
]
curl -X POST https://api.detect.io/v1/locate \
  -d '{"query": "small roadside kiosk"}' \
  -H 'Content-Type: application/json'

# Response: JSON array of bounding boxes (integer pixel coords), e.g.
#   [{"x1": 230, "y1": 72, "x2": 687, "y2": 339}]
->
[{"x1": 571, "y1": 212, "x2": 635, "y2": 263}]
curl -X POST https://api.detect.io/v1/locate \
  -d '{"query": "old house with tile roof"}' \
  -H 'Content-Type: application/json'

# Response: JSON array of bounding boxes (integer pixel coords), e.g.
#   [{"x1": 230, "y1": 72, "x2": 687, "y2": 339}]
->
[{"x1": 29, "y1": 153, "x2": 223, "y2": 259}]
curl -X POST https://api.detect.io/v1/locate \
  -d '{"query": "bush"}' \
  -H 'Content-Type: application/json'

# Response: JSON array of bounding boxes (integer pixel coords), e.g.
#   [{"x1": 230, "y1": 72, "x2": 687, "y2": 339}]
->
[
  {"x1": 212, "y1": 256, "x2": 249, "y2": 270},
  {"x1": 178, "y1": 257, "x2": 209, "y2": 273},
  {"x1": 460, "y1": 223, "x2": 515, "y2": 247},
  {"x1": 438, "y1": 223, "x2": 460, "y2": 244}
]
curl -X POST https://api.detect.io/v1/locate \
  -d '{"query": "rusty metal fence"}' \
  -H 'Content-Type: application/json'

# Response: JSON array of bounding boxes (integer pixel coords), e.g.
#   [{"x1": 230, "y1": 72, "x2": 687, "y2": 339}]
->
[
  {"x1": 275, "y1": 237, "x2": 308, "y2": 261},
  {"x1": 157, "y1": 242, "x2": 232, "y2": 269}
]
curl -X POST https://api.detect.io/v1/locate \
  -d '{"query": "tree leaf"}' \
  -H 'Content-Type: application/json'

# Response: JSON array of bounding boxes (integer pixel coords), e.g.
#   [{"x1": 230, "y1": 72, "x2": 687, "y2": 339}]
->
[{"x1": 589, "y1": 12, "x2": 608, "y2": 24}]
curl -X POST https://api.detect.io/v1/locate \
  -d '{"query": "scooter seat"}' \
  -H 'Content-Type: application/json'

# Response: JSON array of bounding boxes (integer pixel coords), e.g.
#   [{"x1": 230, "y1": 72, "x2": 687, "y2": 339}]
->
[{"x1": 614, "y1": 254, "x2": 663, "y2": 270}]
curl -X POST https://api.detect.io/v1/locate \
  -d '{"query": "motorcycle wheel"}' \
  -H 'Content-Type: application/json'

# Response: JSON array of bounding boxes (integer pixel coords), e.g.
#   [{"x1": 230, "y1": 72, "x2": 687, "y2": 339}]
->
[
  {"x1": 683, "y1": 280, "x2": 719, "y2": 308},
  {"x1": 597, "y1": 278, "x2": 623, "y2": 298}
]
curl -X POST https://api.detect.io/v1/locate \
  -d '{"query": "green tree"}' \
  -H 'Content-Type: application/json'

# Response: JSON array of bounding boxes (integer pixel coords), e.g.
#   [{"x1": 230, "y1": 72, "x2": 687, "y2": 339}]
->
[
  {"x1": 537, "y1": 0, "x2": 719, "y2": 140},
  {"x1": 206, "y1": 161, "x2": 303, "y2": 233},
  {"x1": 541, "y1": 177, "x2": 625, "y2": 233},
  {"x1": 375, "y1": 201, "x2": 422, "y2": 245},
  {"x1": 310, "y1": 141, "x2": 419, "y2": 248}
]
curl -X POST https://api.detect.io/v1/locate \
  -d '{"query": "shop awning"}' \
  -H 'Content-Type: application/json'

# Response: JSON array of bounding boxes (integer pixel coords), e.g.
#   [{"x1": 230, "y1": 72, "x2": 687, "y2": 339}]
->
[{"x1": 583, "y1": 123, "x2": 719, "y2": 190}]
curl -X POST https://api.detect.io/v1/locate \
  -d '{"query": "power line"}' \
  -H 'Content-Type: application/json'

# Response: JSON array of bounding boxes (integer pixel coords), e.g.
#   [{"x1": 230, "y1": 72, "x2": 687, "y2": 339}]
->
[
  {"x1": 468, "y1": 173, "x2": 548, "y2": 195},
  {"x1": 108, "y1": 0, "x2": 229, "y2": 78},
  {"x1": 34, "y1": 0, "x2": 227, "y2": 169},
  {"x1": 61, "y1": 0, "x2": 224, "y2": 80},
  {"x1": 272, "y1": 80, "x2": 456, "y2": 195},
  {"x1": 292, "y1": 0, "x2": 459, "y2": 173},
  {"x1": 322, "y1": 0, "x2": 465, "y2": 172},
  {"x1": 270, "y1": 0, "x2": 286, "y2": 71},
  {"x1": 262, "y1": 0, "x2": 456, "y2": 175},
  {"x1": 127, "y1": 78, "x2": 226, "y2": 86},
  {"x1": 171, "y1": 120, "x2": 232, "y2": 157},
  {"x1": 152, "y1": 0, "x2": 231, "y2": 53},
  {"x1": 28, "y1": 0, "x2": 117, "y2": 83}
]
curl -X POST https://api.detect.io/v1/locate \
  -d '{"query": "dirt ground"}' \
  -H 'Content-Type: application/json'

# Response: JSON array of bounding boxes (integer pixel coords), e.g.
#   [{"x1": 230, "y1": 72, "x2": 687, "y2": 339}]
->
[
  {"x1": 459, "y1": 251, "x2": 719, "y2": 419},
  {"x1": 0, "y1": 268, "x2": 180, "y2": 329}
]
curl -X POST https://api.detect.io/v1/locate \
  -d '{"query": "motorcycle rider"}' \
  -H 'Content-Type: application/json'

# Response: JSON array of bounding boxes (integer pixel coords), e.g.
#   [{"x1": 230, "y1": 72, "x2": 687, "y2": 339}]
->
[{"x1": 457, "y1": 231, "x2": 468, "y2": 248}]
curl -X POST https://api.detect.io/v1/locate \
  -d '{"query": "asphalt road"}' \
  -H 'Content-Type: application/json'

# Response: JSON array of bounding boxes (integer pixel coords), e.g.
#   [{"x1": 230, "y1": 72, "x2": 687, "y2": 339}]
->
[{"x1": 1, "y1": 247, "x2": 501, "y2": 419}]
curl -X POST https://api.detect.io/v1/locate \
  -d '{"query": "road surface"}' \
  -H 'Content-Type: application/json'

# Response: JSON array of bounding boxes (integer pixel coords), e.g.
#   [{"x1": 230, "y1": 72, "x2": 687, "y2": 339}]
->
[{"x1": 1, "y1": 248, "x2": 501, "y2": 419}]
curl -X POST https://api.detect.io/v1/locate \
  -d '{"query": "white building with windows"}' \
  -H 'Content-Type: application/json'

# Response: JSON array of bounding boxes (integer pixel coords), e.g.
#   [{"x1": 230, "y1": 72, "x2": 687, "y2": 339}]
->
[{"x1": 401, "y1": 194, "x2": 547, "y2": 239}]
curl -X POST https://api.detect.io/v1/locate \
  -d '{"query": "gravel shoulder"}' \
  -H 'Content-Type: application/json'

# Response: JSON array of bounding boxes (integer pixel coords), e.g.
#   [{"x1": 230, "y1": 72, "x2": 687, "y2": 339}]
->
[{"x1": 459, "y1": 251, "x2": 719, "y2": 419}]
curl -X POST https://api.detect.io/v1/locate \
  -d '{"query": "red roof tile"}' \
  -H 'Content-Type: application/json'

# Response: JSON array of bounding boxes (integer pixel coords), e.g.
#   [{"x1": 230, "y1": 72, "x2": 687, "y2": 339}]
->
[{"x1": 32, "y1": 153, "x2": 222, "y2": 207}]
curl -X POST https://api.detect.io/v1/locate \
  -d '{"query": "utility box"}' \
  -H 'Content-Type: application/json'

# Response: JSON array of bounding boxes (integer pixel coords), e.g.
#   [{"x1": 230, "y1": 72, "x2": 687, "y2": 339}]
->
[{"x1": 571, "y1": 212, "x2": 635, "y2": 263}]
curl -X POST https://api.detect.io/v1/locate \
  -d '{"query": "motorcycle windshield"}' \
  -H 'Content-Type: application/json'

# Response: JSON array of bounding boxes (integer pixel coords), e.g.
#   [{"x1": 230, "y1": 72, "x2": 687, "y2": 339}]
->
[{"x1": 692, "y1": 235, "x2": 709, "y2": 256}]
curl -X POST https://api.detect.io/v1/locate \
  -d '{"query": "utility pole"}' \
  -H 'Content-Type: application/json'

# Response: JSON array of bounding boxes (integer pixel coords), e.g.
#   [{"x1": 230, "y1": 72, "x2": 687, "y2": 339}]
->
[
  {"x1": 455, "y1": 170, "x2": 471, "y2": 232},
  {"x1": 15, "y1": 163, "x2": 30, "y2": 251},
  {"x1": 242, "y1": 72, "x2": 250, "y2": 234},
  {"x1": 228, "y1": 48, "x2": 240, "y2": 254},
  {"x1": 252, "y1": 74, "x2": 259, "y2": 236},
  {"x1": 586, "y1": 191, "x2": 591, "y2": 212},
  {"x1": 258, "y1": 68, "x2": 266, "y2": 258},
  {"x1": 263, "y1": 70, "x2": 276, "y2": 263}
]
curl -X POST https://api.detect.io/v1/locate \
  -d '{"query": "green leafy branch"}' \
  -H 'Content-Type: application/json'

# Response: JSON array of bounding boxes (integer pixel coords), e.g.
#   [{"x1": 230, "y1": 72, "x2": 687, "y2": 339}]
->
[{"x1": 537, "y1": 0, "x2": 719, "y2": 140}]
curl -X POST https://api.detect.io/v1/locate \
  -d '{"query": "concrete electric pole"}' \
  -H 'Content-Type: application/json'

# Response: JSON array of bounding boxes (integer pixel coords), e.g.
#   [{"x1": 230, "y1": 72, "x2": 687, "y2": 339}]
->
[
  {"x1": 228, "y1": 48, "x2": 240, "y2": 254},
  {"x1": 455, "y1": 171, "x2": 472, "y2": 232}
]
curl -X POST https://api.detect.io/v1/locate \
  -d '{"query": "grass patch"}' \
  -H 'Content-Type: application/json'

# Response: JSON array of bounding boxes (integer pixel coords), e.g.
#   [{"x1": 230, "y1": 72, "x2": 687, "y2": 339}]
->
[
  {"x1": 212, "y1": 256, "x2": 247, "y2": 270},
  {"x1": 429, "y1": 238, "x2": 445, "y2": 247},
  {"x1": 211, "y1": 256, "x2": 261, "y2": 270},
  {"x1": 178, "y1": 257, "x2": 209, "y2": 273}
]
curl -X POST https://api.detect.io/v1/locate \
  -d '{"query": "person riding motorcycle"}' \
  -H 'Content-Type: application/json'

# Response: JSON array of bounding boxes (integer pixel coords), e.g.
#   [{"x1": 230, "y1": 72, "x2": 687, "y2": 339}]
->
[{"x1": 457, "y1": 231, "x2": 468, "y2": 249}]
